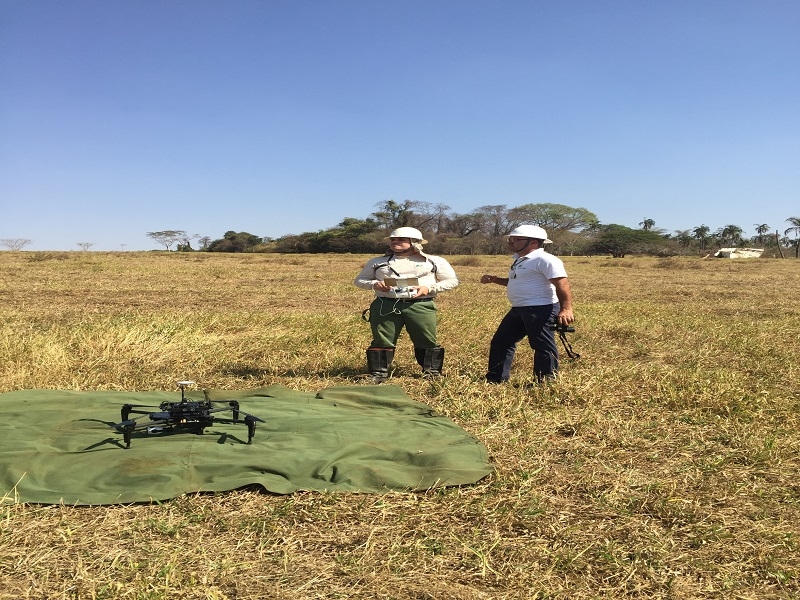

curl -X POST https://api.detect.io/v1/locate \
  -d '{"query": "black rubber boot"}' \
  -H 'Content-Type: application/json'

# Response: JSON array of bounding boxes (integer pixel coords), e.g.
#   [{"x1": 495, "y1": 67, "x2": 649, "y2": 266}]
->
[
  {"x1": 415, "y1": 347, "x2": 445, "y2": 378},
  {"x1": 366, "y1": 348, "x2": 394, "y2": 384}
]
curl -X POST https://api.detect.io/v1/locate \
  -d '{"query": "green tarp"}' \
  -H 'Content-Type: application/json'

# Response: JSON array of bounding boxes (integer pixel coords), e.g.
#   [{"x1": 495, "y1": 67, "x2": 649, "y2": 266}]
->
[{"x1": 0, "y1": 385, "x2": 493, "y2": 505}]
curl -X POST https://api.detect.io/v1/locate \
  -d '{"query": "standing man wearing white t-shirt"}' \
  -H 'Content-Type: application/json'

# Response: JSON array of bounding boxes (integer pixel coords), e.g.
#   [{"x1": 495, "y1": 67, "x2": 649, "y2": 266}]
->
[{"x1": 480, "y1": 225, "x2": 575, "y2": 383}]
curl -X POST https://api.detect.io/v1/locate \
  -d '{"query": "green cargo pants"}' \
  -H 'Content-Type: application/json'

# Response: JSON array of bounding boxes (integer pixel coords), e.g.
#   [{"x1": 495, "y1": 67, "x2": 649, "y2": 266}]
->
[{"x1": 369, "y1": 297, "x2": 438, "y2": 348}]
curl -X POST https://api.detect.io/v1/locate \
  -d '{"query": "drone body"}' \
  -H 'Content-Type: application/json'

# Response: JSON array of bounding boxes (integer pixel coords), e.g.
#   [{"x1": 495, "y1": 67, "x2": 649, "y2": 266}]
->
[{"x1": 112, "y1": 381, "x2": 264, "y2": 448}]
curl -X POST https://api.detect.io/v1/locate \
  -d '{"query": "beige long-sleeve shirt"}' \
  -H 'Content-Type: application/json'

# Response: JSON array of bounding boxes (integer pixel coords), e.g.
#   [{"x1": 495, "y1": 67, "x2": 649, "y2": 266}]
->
[{"x1": 354, "y1": 253, "x2": 459, "y2": 299}]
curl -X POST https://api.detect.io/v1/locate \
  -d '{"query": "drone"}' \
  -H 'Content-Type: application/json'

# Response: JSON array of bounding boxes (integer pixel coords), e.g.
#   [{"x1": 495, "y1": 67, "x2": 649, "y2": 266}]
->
[{"x1": 111, "y1": 381, "x2": 265, "y2": 448}]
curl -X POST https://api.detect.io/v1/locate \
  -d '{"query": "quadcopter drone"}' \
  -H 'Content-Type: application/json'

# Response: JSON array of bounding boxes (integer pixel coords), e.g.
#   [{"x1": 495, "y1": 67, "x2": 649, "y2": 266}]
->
[{"x1": 111, "y1": 381, "x2": 264, "y2": 448}]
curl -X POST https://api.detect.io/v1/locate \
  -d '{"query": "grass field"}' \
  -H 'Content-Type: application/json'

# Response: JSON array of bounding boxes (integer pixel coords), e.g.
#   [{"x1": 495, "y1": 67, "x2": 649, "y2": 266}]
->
[{"x1": 1, "y1": 250, "x2": 798, "y2": 599}]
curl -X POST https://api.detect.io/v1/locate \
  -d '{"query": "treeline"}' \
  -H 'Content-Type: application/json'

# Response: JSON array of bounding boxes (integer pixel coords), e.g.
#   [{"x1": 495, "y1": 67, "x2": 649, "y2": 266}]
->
[{"x1": 146, "y1": 201, "x2": 800, "y2": 257}]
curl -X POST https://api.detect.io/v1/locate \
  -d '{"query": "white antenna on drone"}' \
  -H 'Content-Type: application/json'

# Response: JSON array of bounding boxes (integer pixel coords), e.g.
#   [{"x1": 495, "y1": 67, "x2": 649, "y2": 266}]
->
[{"x1": 176, "y1": 380, "x2": 196, "y2": 401}]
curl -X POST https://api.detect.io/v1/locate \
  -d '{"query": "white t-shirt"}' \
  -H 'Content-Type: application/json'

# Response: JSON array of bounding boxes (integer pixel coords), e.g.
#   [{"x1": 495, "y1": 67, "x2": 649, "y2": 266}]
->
[{"x1": 506, "y1": 248, "x2": 567, "y2": 307}]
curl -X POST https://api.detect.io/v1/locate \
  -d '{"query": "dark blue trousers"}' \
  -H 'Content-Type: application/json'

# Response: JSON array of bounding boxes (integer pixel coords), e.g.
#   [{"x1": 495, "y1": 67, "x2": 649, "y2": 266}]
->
[{"x1": 486, "y1": 304, "x2": 559, "y2": 383}]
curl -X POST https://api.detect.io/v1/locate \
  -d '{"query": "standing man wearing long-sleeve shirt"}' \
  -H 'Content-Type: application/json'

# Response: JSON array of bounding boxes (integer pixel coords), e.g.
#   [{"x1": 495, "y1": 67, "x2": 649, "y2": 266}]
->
[{"x1": 354, "y1": 227, "x2": 459, "y2": 382}]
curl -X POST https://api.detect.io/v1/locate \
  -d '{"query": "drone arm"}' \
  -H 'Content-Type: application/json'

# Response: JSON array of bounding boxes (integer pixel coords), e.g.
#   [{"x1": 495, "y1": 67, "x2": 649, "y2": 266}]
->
[{"x1": 121, "y1": 404, "x2": 159, "y2": 420}]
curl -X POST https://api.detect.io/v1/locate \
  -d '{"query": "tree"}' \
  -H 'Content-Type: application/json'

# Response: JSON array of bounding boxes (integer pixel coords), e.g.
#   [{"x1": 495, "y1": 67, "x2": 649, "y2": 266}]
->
[
  {"x1": 404, "y1": 201, "x2": 452, "y2": 233},
  {"x1": 785, "y1": 217, "x2": 800, "y2": 258},
  {"x1": 754, "y1": 223, "x2": 770, "y2": 245},
  {"x1": 587, "y1": 224, "x2": 665, "y2": 258},
  {"x1": 76, "y1": 242, "x2": 95, "y2": 251},
  {"x1": 306, "y1": 218, "x2": 383, "y2": 253},
  {"x1": 468, "y1": 204, "x2": 528, "y2": 254},
  {"x1": 371, "y1": 200, "x2": 415, "y2": 231},
  {"x1": 443, "y1": 212, "x2": 483, "y2": 238},
  {"x1": 176, "y1": 232, "x2": 200, "y2": 252},
  {"x1": 0, "y1": 238, "x2": 32, "y2": 250},
  {"x1": 639, "y1": 218, "x2": 655, "y2": 231},
  {"x1": 673, "y1": 230, "x2": 692, "y2": 247},
  {"x1": 692, "y1": 225, "x2": 710, "y2": 250},
  {"x1": 146, "y1": 230, "x2": 187, "y2": 251},
  {"x1": 514, "y1": 203, "x2": 599, "y2": 233},
  {"x1": 206, "y1": 231, "x2": 264, "y2": 252},
  {"x1": 272, "y1": 233, "x2": 312, "y2": 253},
  {"x1": 471, "y1": 205, "x2": 519, "y2": 238},
  {"x1": 717, "y1": 225, "x2": 743, "y2": 247}
]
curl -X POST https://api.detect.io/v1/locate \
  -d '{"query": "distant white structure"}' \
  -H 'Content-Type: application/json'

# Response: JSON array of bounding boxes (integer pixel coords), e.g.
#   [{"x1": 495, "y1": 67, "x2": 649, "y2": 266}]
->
[{"x1": 714, "y1": 247, "x2": 764, "y2": 259}]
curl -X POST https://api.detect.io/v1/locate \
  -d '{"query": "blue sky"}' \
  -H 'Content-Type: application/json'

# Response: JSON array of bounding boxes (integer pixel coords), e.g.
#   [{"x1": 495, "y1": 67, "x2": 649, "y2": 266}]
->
[{"x1": 1, "y1": 0, "x2": 798, "y2": 251}]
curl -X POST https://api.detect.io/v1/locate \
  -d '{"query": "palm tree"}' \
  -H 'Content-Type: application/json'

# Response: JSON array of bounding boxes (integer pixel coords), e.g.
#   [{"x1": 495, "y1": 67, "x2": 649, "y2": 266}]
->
[
  {"x1": 692, "y1": 225, "x2": 710, "y2": 250},
  {"x1": 639, "y1": 218, "x2": 655, "y2": 231},
  {"x1": 754, "y1": 224, "x2": 770, "y2": 245},
  {"x1": 785, "y1": 217, "x2": 800, "y2": 258},
  {"x1": 718, "y1": 225, "x2": 743, "y2": 247}
]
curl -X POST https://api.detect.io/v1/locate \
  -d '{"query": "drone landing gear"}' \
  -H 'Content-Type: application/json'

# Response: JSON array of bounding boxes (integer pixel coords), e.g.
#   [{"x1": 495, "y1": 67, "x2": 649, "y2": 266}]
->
[
  {"x1": 228, "y1": 400, "x2": 257, "y2": 443},
  {"x1": 228, "y1": 400, "x2": 240, "y2": 421},
  {"x1": 121, "y1": 420, "x2": 136, "y2": 449},
  {"x1": 245, "y1": 415, "x2": 257, "y2": 444}
]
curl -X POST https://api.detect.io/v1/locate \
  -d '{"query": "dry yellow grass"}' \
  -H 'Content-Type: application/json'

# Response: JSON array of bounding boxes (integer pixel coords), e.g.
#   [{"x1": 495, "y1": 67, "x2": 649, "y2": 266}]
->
[{"x1": 1, "y1": 251, "x2": 798, "y2": 599}]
